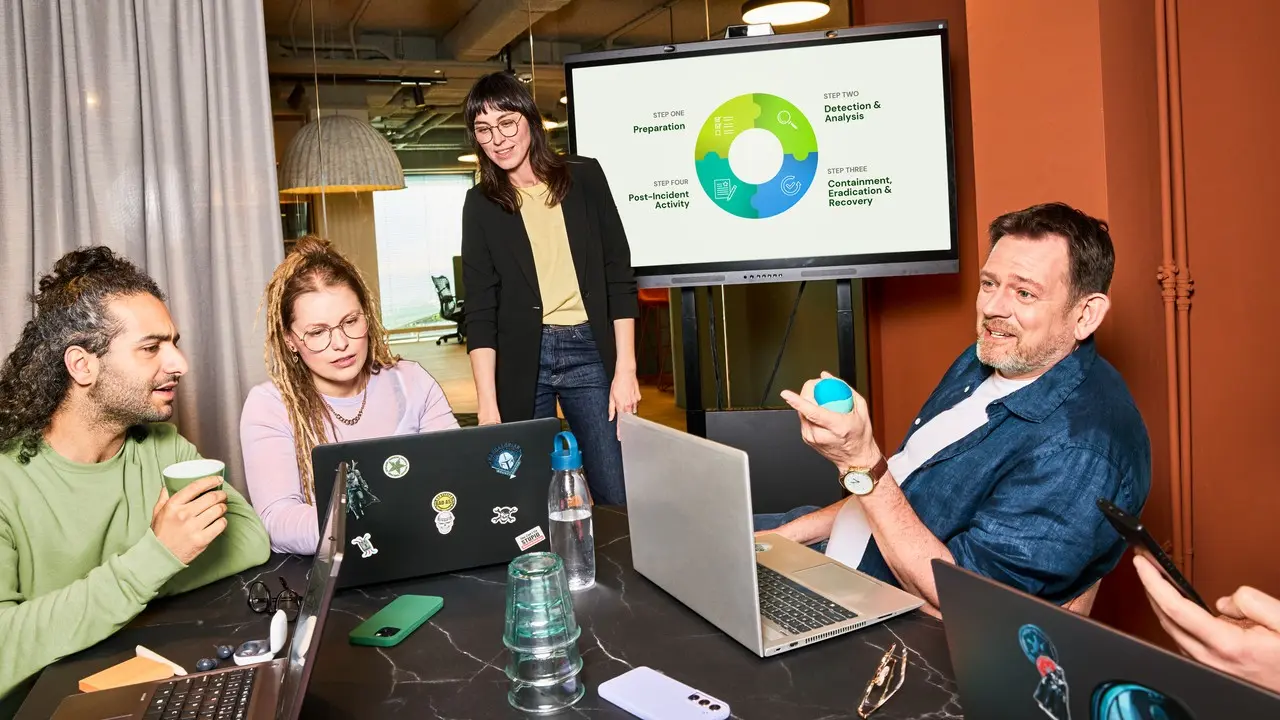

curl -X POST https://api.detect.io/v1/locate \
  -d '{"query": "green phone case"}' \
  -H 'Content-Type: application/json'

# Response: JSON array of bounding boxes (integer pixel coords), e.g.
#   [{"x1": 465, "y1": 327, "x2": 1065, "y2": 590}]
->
[{"x1": 348, "y1": 595, "x2": 443, "y2": 647}]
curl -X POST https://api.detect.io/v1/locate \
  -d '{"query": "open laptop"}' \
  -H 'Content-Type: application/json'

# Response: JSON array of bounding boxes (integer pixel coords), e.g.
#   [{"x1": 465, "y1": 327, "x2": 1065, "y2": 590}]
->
[
  {"x1": 934, "y1": 560, "x2": 1280, "y2": 719},
  {"x1": 619, "y1": 414, "x2": 922, "y2": 657},
  {"x1": 312, "y1": 418, "x2": 561, "y2": 589},
  {"x1": 51, "y1": 464, "x2": 347, "y2": 720}
]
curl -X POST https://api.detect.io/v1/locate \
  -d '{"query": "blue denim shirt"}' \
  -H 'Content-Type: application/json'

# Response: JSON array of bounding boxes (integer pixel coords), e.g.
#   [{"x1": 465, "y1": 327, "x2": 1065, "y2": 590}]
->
[{"x1": 857, "y1": 337, "x2": 1151, "y2": 604}]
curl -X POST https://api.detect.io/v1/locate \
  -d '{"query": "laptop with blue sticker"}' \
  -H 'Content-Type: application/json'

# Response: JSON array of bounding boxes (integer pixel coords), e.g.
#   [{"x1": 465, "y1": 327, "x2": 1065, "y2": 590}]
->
[
  {"x1": 934, "y1": 560, "x2": 1280, "y2": 719},
  {"x1": 313, "y1": 418, "x2": 562, "y2": 589}
]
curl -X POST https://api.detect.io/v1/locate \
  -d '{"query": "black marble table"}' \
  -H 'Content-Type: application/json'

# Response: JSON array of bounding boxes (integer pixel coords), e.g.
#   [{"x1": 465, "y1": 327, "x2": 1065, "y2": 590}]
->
[{"x1": 18, "y1": 507, "x2": 961, "y2": 719}]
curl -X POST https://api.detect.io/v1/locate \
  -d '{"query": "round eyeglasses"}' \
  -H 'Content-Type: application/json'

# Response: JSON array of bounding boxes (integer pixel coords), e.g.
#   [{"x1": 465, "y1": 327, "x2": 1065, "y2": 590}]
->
[
  {"x1": 247, "y1": 577, "x2": 302, "y2": 621},
  {"x1": 473, "y1": 116, "x2": 521, "y2": 144},
  {"x1": 294, "y1": 313, "x2": 369, "y2": 353}
]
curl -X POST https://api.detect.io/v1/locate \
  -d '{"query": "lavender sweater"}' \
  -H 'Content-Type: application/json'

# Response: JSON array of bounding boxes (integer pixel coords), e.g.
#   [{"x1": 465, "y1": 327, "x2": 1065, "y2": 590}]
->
[{"x1": 239, "y1": 360, "x2": 458, "y2": 553}]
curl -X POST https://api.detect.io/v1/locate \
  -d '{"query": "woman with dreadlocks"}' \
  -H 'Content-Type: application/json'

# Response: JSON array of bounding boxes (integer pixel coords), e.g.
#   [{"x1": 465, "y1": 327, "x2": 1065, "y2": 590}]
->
[{"x1": 240, "y1": 236, "x2": 458, "y2": 554}]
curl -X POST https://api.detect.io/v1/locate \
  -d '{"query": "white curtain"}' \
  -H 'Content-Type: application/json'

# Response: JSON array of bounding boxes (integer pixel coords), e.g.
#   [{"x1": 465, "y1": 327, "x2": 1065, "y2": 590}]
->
[{"x1": 0, "y1": 1, "x2": 284, "y2": 494}]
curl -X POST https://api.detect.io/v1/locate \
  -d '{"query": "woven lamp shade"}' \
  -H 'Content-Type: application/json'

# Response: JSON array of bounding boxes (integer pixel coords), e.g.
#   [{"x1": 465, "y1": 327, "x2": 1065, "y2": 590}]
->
[{"x1": 279, "y1": 114, "x2": 405, "y2": 194}]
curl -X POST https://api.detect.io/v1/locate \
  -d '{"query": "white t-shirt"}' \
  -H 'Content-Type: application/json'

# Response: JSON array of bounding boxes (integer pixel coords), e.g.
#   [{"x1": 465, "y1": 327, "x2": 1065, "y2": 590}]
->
[{"x1": 824, "y1": 372, "x2": 1036, "y2": 568}]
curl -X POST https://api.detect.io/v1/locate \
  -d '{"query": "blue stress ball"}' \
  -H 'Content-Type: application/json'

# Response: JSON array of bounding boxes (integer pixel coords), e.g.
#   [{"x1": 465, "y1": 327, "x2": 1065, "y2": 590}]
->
[
  {"x1": 195, "y1": 657, "x2": 217, "y2": 672},
  {"x1": 814, "y1": 377, "x2": 854, "y2": 414},
  {"x1": 216, "y1": 645, "x2": 234, "y2": 660}
]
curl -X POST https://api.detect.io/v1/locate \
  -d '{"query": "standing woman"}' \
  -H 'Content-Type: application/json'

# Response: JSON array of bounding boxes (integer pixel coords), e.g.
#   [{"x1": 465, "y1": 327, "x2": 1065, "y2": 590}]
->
[
  {"x1": 241, "y1": 236, "x2": 458, "y2": 554},
  {"x1": 461, "y1": 72, "x2": 639, "y2": 506}
]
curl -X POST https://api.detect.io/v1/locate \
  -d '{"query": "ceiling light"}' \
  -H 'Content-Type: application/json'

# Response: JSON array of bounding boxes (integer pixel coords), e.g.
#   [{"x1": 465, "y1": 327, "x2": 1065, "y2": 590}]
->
[
  {"x1": 559, "y1": 92, "x2": 568, "y2": 105},
  {"x1": 279, "y1": 115, "x2": 405, "y2": 194},
  {"x1": 543, "y1": 119, "x2": 561, "y2": 130},
  {"x1": 458, "y1": 153, "x2": 479, "y2": 163},
  {"x1": 741, "y1": 0, "x2": 829, "y2": 26}
]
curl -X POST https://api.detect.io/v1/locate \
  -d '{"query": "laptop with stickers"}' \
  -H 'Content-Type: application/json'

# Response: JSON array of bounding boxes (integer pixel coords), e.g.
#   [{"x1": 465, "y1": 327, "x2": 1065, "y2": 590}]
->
[
  {"x1": 933, "y1": 560, "x2": 1280, "y2": 719},
  {"x1": 312, "y1": 418, "x2": 562, "y2": 589}
]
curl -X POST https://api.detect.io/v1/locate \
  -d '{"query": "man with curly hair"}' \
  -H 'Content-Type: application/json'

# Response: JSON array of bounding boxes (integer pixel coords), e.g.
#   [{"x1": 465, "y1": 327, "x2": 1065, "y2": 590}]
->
[{"x1": 0, "y1": 247, "x2": 270, "y2": 700}]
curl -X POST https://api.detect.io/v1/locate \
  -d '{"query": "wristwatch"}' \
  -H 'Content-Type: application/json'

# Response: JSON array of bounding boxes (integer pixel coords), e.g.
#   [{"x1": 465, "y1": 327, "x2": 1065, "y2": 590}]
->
[{"x1": 840, "y1": 456, "x2": 889, "y2": 496}]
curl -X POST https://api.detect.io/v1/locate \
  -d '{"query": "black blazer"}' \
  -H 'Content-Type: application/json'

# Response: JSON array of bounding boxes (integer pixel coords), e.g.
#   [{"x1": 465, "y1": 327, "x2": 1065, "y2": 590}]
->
[{"x1": 461, "y1": 155, "x2": 639, "y2": 422}]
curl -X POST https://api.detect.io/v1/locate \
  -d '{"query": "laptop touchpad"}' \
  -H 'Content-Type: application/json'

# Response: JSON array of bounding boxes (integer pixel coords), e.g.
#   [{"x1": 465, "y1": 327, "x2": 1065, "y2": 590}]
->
[{"x1": 792, "y1": 563, "x2": 862, "y2": 598}]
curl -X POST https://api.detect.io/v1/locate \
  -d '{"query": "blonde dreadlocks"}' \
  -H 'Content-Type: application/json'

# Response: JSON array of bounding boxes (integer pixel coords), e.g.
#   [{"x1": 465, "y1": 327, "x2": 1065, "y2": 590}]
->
[{"x1": 261, "y1": 235, "x2": 399, "y2": 504}]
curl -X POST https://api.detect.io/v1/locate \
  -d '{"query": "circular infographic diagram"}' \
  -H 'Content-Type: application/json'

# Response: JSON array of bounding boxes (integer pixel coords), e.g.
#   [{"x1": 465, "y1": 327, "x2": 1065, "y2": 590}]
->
[{"x1": 695, "y1": 93, "x2": 819, "y2": 219}]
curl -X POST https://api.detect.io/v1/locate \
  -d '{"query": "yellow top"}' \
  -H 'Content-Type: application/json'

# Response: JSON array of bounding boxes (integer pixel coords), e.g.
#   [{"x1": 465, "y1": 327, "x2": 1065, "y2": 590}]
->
[{"x1": 517, "y1": 183, "x2": 588, "y2": 326}]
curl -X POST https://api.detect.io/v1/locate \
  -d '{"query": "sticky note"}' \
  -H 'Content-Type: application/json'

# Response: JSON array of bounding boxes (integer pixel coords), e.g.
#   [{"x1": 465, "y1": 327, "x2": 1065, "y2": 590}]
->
[{"x1": 78, "y1": 655, "x2": 174, "y2": 692}]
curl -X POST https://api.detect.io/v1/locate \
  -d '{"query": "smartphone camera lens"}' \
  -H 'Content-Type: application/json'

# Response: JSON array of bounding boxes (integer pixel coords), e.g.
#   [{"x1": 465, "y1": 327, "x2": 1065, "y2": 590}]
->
[
  {"x1": 710, "y1": 704, "x2": 721, "y2": 711},
  {"x1": 374, "y1": 626, "x2": 401, "y2": 637},
  {"x1": 699, "y1": 699, "x2": 711, "y2": 706},
  {"x1": 688, "y1": 694, "x2": 700, "y2": 701}
]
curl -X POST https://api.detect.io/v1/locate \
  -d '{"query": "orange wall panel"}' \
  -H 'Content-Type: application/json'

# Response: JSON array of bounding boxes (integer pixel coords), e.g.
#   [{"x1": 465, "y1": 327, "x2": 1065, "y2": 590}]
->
[{"x1": 1177, "y1": 0, "x2": 1280, "y2": 603}]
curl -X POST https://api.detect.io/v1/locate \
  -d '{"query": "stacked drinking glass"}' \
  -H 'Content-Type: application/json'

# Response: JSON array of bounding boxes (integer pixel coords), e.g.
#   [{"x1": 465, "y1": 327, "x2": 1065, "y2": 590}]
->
[{"x1": 503, "y1": 552, "x2": 586, "y2": 713}]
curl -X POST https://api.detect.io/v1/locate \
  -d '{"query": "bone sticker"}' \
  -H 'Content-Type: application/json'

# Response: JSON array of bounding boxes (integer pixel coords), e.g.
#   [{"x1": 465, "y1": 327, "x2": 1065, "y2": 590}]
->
[
  {"x1": 351, "y1": 533, "x2": 379, "y2": 558},
  {"x1": 491, "y1": 506, "x2": 518, "y2": 524}
]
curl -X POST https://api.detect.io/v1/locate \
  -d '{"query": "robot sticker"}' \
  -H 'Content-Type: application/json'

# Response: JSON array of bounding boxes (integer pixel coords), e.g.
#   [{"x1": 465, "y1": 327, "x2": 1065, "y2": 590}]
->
[
  {"x1": 433, "y1": 492, "x2": 457, "y2": 535},
  {"x1": 1019, "y1": 624, "x2": 1071, "y2": 720},
  {"x1": 491, "y1": 506, "x2": 518, "y2": 524},
  {"x1": 344, "y1": 461, "x2": 380, "y2": 520},
  {"x1": 351, "y1": 533, "x2": 379, "y2": 558},
  {"x1": 1090, "y1": 681, "x2": 1195, "y2": 720},
  {"x1": 488, "y1": 443, "x2": 523, "y2": 478}
]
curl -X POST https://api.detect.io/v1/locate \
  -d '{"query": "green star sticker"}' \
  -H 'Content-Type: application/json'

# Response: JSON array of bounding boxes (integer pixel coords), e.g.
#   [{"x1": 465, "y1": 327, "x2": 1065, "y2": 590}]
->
[{"x1": 383, "y1": 455, "x2": 408, "y2": 478}]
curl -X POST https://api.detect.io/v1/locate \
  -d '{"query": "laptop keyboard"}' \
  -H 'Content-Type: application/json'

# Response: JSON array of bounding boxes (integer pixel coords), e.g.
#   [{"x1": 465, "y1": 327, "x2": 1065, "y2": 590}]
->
[
  {"x1": 143, "y1": 666, "x2": 258, "y2": 720},
  {"x1": 756, "y1": 565, "x2": 858, "y2": 635}
]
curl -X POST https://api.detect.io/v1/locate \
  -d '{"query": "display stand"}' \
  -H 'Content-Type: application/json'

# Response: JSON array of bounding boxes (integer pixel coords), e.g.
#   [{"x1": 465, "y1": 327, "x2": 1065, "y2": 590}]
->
[{"x1": 680, "y1": 279, "x2": 862, "y2": 438}]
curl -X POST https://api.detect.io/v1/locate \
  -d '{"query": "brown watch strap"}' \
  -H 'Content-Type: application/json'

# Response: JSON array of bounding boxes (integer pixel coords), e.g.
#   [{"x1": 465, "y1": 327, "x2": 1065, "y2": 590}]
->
[{"x1": 868, "y1": 455, "x2": 889, "y2": 481}]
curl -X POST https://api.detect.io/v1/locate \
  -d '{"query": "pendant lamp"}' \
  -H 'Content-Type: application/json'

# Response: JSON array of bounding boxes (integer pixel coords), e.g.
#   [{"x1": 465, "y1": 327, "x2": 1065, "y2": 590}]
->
[
  {"x1": 741, "y1": 0, "x2": 830, "y2": 26},
  {"x1": 279, "y1": 114, "x2": 405, "y2": 195}
]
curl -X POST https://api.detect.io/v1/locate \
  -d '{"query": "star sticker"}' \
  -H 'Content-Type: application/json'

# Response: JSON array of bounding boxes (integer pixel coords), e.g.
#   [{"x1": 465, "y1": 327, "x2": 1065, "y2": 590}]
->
[{"x1": 385, "y1": 457, "x2": 407, "y2": 476}]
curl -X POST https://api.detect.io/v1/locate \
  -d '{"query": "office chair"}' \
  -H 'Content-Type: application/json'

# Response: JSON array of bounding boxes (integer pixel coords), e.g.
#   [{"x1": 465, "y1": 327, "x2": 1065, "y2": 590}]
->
[{"x1": 432, "y1": 275, "x2": 466, "y2": 345}]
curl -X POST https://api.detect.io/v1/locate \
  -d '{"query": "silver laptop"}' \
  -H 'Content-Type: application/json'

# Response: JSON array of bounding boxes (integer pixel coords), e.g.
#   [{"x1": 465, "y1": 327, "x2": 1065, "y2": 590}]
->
[
  {"x1": 50, "y1": 464, "x2": 347, "y2": 720},
  {"x1": 619, "y1": 414, "x2": 923, "y2": 657}
]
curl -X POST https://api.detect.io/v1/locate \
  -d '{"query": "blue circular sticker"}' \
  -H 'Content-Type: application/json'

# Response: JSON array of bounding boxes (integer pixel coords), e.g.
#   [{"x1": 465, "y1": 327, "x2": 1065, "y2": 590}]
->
[{"x1": 1019, "y1": 623, "x2": 1058, "y2": 663}]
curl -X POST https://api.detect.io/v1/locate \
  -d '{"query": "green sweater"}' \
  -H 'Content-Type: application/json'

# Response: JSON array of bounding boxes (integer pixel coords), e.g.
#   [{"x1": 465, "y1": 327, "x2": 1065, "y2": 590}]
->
[{"x1": 0, "y1": 423, "x2": 270, "y2": 698}]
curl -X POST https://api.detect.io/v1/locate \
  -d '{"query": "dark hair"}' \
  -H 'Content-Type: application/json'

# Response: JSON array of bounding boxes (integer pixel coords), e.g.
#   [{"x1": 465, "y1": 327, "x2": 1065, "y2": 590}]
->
[
  {"x1": 0, "y1": 247, "x2": 165, "y2": 463},
  {"x1": 261, "y1": 235, "x2": 399, "y2": 504},
  {"x1": 463, "y1": 71, "x2": 570, "y2": 214},
  {"x1": 989, "y1": 202, "x2": 1115, "y2": 302}
]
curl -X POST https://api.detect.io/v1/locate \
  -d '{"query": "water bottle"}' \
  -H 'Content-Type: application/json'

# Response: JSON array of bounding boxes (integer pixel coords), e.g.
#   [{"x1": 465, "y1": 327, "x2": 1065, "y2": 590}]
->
[{"x1": 548, "y1": 431, "x2": 595, "y2": 591}]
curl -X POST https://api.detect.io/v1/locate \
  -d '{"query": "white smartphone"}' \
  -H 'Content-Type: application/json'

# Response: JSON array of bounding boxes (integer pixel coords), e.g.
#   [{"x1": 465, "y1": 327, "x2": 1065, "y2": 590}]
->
[{"x1": 598, "y1": 666, "x2": 731, "y2": 720}]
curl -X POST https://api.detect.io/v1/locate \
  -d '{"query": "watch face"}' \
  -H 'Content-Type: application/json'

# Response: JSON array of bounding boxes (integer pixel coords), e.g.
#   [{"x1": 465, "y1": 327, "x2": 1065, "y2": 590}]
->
[{"x1": 843, "y1": 471, "x2": 873, "y2": 495}]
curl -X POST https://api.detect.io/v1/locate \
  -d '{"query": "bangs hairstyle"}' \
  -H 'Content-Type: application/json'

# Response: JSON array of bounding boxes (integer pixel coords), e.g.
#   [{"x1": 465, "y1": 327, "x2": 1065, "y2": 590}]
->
[
  {"x1": 260, "y1": 235, "x2": 399, "y2": 503},
  {"x1": 463, "y1": 71, "x2": 570, "y2": 214}
]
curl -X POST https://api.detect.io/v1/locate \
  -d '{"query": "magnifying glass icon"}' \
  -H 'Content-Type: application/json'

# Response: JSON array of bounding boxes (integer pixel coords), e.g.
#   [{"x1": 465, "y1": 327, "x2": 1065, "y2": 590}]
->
[{"x1": 777, "y1": 110, "x2": 799, "y2": 130}]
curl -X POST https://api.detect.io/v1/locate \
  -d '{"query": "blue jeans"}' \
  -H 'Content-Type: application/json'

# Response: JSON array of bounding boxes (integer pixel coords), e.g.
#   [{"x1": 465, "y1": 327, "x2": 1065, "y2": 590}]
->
[
  {"x1": 753, "y1": 505, "x2": 828, "y2": 554},
  {"x1": 534, "y1": 324, "x2": 626, "y2": 506}
]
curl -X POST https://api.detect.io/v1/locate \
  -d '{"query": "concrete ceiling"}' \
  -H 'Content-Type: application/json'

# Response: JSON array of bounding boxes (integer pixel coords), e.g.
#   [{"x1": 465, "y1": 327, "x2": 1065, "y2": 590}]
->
[{"x1": 265, "y1": 0, "x2": 852, "y2": 170}]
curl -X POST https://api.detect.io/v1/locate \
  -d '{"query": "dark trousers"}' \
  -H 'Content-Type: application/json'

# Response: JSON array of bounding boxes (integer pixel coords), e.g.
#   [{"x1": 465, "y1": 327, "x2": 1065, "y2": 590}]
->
[{"x1": 533, "y1": 323, "x2": 626, "y2": 506}]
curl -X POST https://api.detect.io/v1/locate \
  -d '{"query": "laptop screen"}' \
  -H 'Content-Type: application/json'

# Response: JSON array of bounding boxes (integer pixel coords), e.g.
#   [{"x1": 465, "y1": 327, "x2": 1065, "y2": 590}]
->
[{"x1": 274, "y1": 465, "x2": 347, "y2": 719}]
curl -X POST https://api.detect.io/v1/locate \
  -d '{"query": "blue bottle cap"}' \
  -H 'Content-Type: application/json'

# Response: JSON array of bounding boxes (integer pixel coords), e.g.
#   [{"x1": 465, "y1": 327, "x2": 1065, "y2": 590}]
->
[{"x1": 551, "y1": 431, "x2": 582, "y2": 472}]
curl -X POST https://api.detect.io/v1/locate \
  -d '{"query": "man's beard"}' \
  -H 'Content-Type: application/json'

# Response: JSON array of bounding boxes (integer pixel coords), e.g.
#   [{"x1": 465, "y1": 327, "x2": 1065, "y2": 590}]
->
[
  {"x1": 976, "y1": 321, "x2": 1075, "y2": 377},
  {"x1": 89, "y1": 364, "x2": 175, "y2": 427}
]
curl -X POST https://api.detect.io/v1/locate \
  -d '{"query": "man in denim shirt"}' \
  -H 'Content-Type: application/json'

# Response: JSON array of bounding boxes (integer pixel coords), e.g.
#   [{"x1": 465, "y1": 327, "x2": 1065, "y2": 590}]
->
[{"x1": 759, "y1": 202, "x2": 1150, "y2": 615}]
